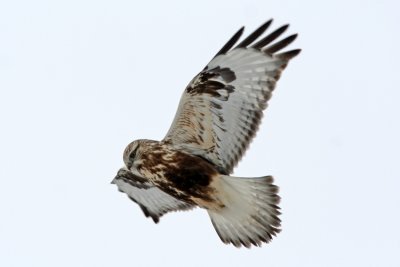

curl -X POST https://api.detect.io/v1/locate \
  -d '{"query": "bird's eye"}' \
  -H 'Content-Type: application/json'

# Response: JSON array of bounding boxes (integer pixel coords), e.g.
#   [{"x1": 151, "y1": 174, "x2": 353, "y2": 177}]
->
[
  {"x1": 129, "y1": 145, "x2": 138, "y2": 161},
  {"x1": 123, "y1": 142, "x2": 139, "y2": 168}
]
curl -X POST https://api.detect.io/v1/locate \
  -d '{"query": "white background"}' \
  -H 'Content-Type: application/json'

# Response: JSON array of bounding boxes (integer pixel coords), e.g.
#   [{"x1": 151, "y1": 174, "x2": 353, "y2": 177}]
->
[{"x1": 1, "y1": 1, "x2": 399, "y2": 266}]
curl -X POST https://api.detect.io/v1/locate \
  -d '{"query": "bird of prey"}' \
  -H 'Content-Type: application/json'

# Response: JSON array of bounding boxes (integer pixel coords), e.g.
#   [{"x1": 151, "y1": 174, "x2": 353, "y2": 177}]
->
[{"x1": 112, "y1": 19, "x2": 300, "y2": 248}]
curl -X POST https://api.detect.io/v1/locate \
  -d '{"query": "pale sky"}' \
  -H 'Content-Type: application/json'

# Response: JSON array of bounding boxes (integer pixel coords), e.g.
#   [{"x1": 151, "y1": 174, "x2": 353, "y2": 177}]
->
[{"x1": 1, "y1": 1, "x2": 399, "y2": 266}]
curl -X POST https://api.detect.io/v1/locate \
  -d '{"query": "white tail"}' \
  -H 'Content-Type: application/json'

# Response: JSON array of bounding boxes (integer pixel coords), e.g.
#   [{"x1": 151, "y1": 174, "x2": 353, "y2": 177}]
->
[{"x1": 208, "y1": 175, "x2": 281, "y2": 248}]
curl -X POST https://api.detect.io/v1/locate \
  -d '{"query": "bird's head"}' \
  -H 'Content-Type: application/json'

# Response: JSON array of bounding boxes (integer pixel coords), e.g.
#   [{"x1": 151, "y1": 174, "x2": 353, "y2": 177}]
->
[{"x1": 111, "y1": 140, "x2": 140, "y2": 184}]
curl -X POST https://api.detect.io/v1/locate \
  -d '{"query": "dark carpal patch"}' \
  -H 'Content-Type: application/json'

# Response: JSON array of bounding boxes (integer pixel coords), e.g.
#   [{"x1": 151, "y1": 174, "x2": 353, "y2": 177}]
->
[
  {"x1": 210, "y1": 66, "x2": 236, "y2": 83},
  {"x1": 186, "y1": 66, "x2": 236, "y2": 99}
]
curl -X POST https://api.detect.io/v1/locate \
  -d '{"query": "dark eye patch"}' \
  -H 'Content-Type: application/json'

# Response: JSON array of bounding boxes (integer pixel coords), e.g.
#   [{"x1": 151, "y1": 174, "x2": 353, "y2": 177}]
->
[{"x1": 129, "y1": 145, "x2": 139, "y2": 161}]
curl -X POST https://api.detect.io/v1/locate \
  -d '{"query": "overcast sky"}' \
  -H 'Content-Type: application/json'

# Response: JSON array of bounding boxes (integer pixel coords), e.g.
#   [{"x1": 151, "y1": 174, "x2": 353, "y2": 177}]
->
[{"x1": 1, "y1": 1, "x2": 399, "y2": 266}]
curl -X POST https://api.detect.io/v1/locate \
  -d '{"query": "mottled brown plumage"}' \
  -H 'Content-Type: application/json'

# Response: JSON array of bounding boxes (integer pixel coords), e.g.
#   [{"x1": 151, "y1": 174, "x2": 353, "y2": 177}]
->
[{"x1": 112, "y1": 19, "x2": 300, "y2": 247}]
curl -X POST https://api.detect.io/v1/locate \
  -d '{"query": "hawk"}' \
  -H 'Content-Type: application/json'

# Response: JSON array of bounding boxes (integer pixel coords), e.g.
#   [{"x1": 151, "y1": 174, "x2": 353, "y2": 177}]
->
[{"x1": 112, "y1": 19, "x2": 300, "y2": 248}]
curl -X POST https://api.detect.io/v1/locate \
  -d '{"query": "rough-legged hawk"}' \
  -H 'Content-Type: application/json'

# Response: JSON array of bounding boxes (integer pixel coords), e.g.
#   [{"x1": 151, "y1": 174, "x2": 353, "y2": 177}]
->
[{"x1": 112, "y1": 19, "x2": 300, "y2": 248}]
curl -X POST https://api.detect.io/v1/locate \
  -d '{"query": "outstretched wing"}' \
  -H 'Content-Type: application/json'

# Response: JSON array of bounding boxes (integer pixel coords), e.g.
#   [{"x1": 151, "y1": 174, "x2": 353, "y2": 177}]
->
[
  {"x1": 112, "y1": 169, "x2": 194, "y2": 223},
  {"x1": 163, "y1": 20, "x2": 300, "y2": 174}
]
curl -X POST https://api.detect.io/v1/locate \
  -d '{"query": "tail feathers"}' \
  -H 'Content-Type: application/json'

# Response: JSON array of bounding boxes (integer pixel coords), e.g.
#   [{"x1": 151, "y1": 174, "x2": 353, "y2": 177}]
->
[{"x1": 208, "y1": 175, "x2": 281, "y2": 248}]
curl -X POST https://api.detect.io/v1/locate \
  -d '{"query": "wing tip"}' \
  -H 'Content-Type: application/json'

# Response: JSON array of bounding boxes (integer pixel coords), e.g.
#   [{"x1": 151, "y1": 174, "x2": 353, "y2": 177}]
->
[
  {"x1": 212, "y1": 19, "x2": 300, "y2": 58},
  {"x1": 128, "y1": 196, "x2": 161, "y2": 223},
  {"x1": 213, "y1": 26, "x2": 245, "y2": 58},
  {"x1": 262, "y1": 33, "x2": 298, "y2": 54},
  {"x1": 276, "y1": 48, "x2": 302, "y2": 60}
]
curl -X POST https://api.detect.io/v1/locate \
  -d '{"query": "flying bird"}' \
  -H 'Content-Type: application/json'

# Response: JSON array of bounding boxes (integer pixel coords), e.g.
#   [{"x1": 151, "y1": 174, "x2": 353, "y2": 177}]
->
[{"x1": 112, "y1": 19, "x2": 300, "y2": 248}]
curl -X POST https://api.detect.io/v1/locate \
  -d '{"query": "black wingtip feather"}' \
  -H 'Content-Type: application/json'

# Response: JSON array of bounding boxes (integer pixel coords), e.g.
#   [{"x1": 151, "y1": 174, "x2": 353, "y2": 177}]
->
[
  {"x1": 263, "y1": 34, "x2": 298, "y2": 54},
  {"x1": 235, "y1": 19, "x2": 273, "y2": 49},
  {"x1": 252, "y1": 24, "x2": 289, "y2": 49},
  {"x1": 276, "y1": 49, "x2": 302, "y2": 60},
  {"x1": 213, "y1": 26, "x2": 244, "y2": 58}
]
